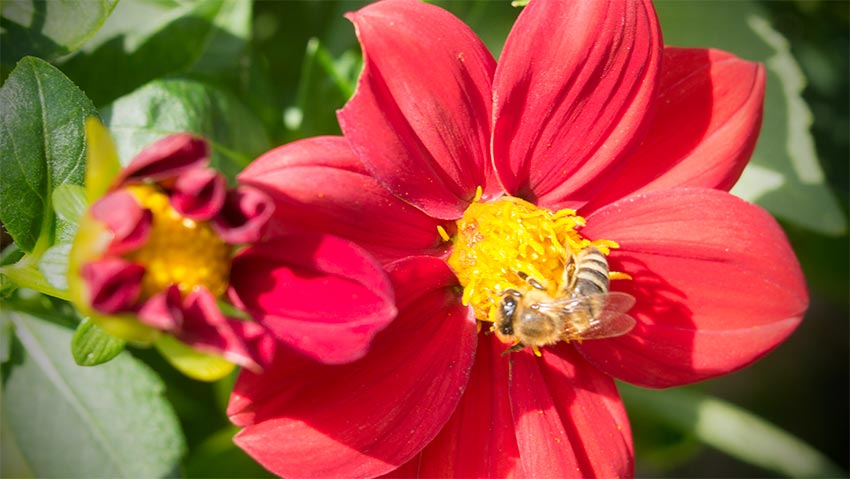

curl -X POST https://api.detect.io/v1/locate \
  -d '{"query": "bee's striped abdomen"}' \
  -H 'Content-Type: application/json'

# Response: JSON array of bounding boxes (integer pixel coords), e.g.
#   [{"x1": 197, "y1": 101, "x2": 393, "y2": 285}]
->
[
  {"x1": 573, "y1": 247, "x2": 609, "y2": 295},
  {"x1": 566, "y1": 246, "x2": 610, "y2": 319}
]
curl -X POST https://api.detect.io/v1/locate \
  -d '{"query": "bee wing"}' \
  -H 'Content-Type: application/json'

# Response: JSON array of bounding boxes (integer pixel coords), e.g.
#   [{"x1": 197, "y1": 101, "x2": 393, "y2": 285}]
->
[
  {"x1": 593, "y1": 291, "x2": 636, "y2": 314},
  {"x1": 536, "y1": 291, "x2": 636, "y2": 314},
  {"x1": 566, "y1": 310, "x2": 636, "y2": 340},
  {"x1": 536, "y1": 292, "x2": 637, "y2": 341}
]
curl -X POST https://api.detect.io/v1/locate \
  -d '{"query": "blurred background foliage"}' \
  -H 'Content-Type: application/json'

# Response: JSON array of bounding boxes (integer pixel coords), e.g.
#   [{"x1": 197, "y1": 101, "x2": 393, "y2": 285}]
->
[{"x1": 1, "y1": 0, "x2": 847, "y2": 477}]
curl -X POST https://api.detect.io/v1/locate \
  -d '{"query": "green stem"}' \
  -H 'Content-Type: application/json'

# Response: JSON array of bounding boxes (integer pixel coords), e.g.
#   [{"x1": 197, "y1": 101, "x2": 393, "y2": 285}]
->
[{"x1": 0, "y1": 257, "x2": 71, "y2": 301}]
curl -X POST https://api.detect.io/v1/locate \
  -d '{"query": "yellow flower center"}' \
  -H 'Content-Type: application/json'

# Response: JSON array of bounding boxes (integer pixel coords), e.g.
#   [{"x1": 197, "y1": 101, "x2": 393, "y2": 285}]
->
[
  {"x1": 446, "y1": 193, "x2": 618, "y2": 326},
  {"x1": 125, "y1": 185, "x2": 231, "y2": 298}
]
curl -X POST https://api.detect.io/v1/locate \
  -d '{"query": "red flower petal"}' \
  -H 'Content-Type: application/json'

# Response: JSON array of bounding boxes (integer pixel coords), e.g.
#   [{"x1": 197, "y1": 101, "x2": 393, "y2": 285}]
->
[
  {"x1": 388, "y1": 333, "x2": 524, "y2": 478},
  {"x1": 178, "y1": 288, "x2": 265, "y2": 373},
  {"x1": 509, "y1": 345, "x2": 632, "y2": 478},
  {"x1": 492, "y1": 0, "x2": 662, "y2": 209},
  {"x1": 228, "y1": 256, "x2": 477, "y2": 478},
  {"x1": 228, "y1": 320, "x2": 276, "y2": 370},
  {"x1": 338, "y1": 0, "x2": 498, "y2": 219},
  {"x1": 80, "y1": 257, "x2": 144, "y2": 314},
  {"x1": 137, "y1": 285, "x2": 182, "y2": 331},
  {"x1": 239, "y1": 136, "x2": 450, "y2": 265},
  {"x1": 228, "y1": 234, "x2": 396, "y2": 364},
  {"x1": 140, "y1": 287, "x2": 271, "y2": 371},
  {"x1": 90, "y1": 190, "x2": 152, "y2": 255},
  {"x1": 578, "y1": 188, "x2": 808, "y2": 387},
  {"x1": 112, "y1": 134, "x2": 209, "y2": 187},
  {"x1": 171, "y1": 168, "x2": 226, "y2": 221},
  {"x1": 585, "y1": 48, "x2": 766, "y2": 211},
  {"x1": 212, "y1": 185, "x2": 274, "y2": 244}
]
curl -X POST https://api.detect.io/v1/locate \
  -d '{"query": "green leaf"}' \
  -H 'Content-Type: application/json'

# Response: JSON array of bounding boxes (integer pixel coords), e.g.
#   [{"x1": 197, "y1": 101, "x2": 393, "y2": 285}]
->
[
  {"x1": 734, "y1": 15, "x2": 847, "y2": 235},
  {"x1": 654, "y1": 0, "x2": 847, "y2": 236},
  {"x1": 0, "y1": 413, "x2": 35, "y2": 478},
  {"x1": 620, "y1": 384, "x2": 846, "y2": 478},
  {"x1": 190, "y1": 0, "x2": 253, "y2": 75},
  {"x1": 0, "y1": 56, "x2": 96, "y2": 254},
  {"x1": 0, "y1": 248, "x2": 71, "y2": 301},
  {"x1": 251, "y1": 1, "x2": 358, "y2": 97},
  {"x1": 0, "y1": 311, "x2": 12, "y2": 364},
  {"x1": 59, "y1": 0, "x2": 252, "y2": 106},
  {"x1": 100, "y1": 77, "x2": 270, "y2": 180},
  {"x1": 71, "y1": 317, "x2": 126, "y2": 366},
  {"x1": 233, "y1": 49, "x2": 282, "y2": 142},
  {"x1": 2, "y1": 206, "x2": 29, "y2": 302},
  {"x1": 0, "y1": 0, "x2": 119, "y2": 65},
  {"x1": 3, "y1": 310, "x2": 185, "y2": 477},
  {"x1": 51, "y1": 183, "x2": 87, "y2": 226},
  {"x1": 37, "y1": 243, "x2": 71, "y2": 290},
  {"x1": 184, "y1": 426, "x2": 274, "y2": 479},
  {"x1": 284, "y1": 38, "x2": 361, "y2": 140}
]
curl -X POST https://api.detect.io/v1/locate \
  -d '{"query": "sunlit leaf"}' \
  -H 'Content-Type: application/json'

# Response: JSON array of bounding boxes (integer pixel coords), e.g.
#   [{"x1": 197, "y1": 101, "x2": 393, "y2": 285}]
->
[
  {"x1": 71, "y1": 317, "x2": 126, "y2": 366},
  {"x1": 191, "y1": 0, "x2": 252, "y2": 75},
  {"x1": 52, "y1": 184, "x2": 87, "y2": 227},
  {"x1": 59, "y1": 0, "x2": 253, "y2": 106},
  {"x1": 0, "y1": 0, "x2": 118, "y2": 65},
  {"x1": 654, "y1": 0, "x2": 846, "y2": 235},
  {"x1": 0, "y1": 57, "x2": 96, "y2": 254},
  {"x1": 3, "y1": 311, "x2": 185, "y2": 477},
  {"x1": 0, "y1": 256, "x2": 70, "y2": 301},
  {"x1": 736, "y1": 15, "x2": 846, "y2": 235},
  {"x1": 100, "y1": 77, "x2": 270, "y2": 180},
  {"x1": 37, "y1": 243, "x2": 71, "y2": 290}
]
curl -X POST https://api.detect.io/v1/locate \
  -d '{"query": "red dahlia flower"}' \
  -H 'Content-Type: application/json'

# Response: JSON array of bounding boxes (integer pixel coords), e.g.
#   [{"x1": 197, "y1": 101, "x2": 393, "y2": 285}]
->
[
  {"x1": 70, "y1": 121, "x2": 395, "y2": 380},
  {"x1": 229, "y1": 0, "x2": 808, "y2": 476}
]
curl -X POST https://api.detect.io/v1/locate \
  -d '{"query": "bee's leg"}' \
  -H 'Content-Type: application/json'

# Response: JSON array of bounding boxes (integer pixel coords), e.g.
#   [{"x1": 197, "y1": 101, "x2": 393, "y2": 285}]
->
[
  {"x1": 527, "y1": 277, "x2": 545, "y2": 291},
  {"x1": 502, "y1": 342, "x2": 526, "y2": 355},
  {"x1": 516, "y1": 271, "x2": 546, "y2": 291}
]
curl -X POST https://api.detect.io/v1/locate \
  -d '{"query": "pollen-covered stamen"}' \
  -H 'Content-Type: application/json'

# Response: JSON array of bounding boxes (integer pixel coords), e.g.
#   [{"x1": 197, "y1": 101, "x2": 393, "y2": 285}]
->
[
  {"x1": 446, "y1": 195, "x2": 620, "y2": 325},
  {"x1": 125, "y1": 185, "x2": 232, "y2": 299}
]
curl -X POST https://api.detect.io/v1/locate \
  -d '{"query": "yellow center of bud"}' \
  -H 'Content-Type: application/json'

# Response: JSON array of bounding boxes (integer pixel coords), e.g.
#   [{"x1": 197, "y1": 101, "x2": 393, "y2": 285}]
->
[
  {"x1": 446, "y1": 194, "x2": 617, "y2": 324},
  {"x1": 125, "y1": 185, "x2": 231, "y2": 298}
]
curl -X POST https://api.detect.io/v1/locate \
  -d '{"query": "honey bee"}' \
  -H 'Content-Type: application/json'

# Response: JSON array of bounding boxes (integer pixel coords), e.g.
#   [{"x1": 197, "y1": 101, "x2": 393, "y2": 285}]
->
[{"x1": 496, "y1": 246, "x2": 636, "y2": 353}]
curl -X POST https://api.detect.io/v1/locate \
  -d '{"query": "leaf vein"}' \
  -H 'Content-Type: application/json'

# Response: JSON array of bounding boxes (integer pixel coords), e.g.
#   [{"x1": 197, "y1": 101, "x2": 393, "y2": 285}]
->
[{"x1": 10, "y1": 313, "x2": 132, "y2": 476}]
